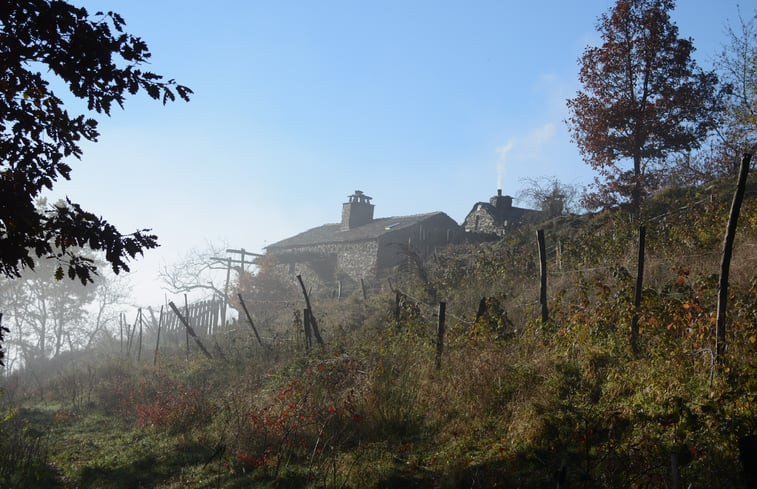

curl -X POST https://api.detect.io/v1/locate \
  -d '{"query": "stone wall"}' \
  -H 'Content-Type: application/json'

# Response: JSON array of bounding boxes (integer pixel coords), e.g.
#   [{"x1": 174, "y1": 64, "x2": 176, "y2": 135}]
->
[
  {"x1": 269, "y1": 241, "x2": 379, "y2": 296},
  {"x1": 463, "y1": 205, "x2": 504, "y2": 236}
]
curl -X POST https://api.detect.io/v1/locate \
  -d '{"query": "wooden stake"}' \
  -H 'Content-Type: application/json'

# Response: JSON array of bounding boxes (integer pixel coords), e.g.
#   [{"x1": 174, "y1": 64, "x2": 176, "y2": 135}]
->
[
  {"x1": 435, "y1": 302, "x2": 446, "y2": 370},
  {"x1": 169, "y1": 302, "x2": 213, "y2": 360},
  {"x1": 238, "y1": 293, "x2": 264, "y2": 347},
  {"x1": 303, "y1": 308, "x2": 312, "y2": 353},
  {"x1": 296, "y1": 274, "x2": 324, "y2": 347},
  {"x1": 154, "y1": 305, "x2": 163, "y2": 367},
  {"x1": 537, "y1": 229, "x2": 548, "y2": 323},
  {"x1": 716, "y1": 152, "x2": 752, "y2": 361},
  {"x1": 394, "y1": 291, "x2": 402, "y2": 330},
  {"x1": 184, "y1": 294, "x2": 190, "y2": 361},
  {"x1": 137, "y1": 308, "x2": 143, "y2": 362}
]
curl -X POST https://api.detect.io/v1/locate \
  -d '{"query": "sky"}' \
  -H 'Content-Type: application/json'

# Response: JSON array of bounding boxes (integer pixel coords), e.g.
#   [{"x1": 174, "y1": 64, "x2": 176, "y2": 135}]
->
[{"x1": 46, "y1": 0, "x2": 742, "y2": 307}]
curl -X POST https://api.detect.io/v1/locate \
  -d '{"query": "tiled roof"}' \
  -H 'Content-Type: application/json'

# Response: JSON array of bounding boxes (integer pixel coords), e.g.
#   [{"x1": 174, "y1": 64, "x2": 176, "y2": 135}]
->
[{"x1": 266, "y1": 212, "x2": 446, "y2": 250}]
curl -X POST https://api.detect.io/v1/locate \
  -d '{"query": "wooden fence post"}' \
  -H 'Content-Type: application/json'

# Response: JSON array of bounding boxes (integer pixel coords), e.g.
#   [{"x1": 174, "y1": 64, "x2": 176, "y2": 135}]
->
[
  {"x1": 154, "y1": 305, "x2": 163, "y2": 367},
  {"x1": 296, "y1": 274, "x2": 324, "y2": 347},
  {"x1": 127, "y1": 311, "x2": 138, "y2": 357},
  {"x1": 716, "y1": 152, "x2": 752, "y2": 361},
  {"x1": 119, "y1": 313, "x2": 124, "y2": 356},
  {"x1": 303, "y1": 308, "x2": 312, "y2": 353},
  {"x1": 137, "y1": 308, "x2": 143, "y2": 362},
  {"x1": 394, "y1": 291, "x2": 402, "y2": 330},
  {"x1": 238, "y1": 293, "x2": 264, "y2": 347},
  {"x1": 631, "y1": 225, "x2": 646, "y2": 355},
  {"x1": 537, "y1": 229, "x2": 549, "y2": 323},
  {"x1": 184, "y1": 294, "x2": 190, "y2": 361},
  {"x1": 168, "y1": 302, "x2": 213, "y2": 360},
  {"x1": 435, "y1": 302, "x2": 446, "y2": 370},
  {"x1": 360, "y1": 278, "x2": 368, "y2": 300}
]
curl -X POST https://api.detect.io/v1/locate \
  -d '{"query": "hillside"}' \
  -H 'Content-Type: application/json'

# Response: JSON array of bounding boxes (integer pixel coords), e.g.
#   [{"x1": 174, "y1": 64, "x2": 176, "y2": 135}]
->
[{"x1": 1, "y1": 173, "x2": 756, "y2": 489}]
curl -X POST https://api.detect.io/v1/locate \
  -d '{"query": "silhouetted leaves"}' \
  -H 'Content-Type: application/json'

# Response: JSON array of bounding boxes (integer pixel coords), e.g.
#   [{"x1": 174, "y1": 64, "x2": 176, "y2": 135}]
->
[{"x1": 0, "y1": 0, "x2": 191, "y2": 284}]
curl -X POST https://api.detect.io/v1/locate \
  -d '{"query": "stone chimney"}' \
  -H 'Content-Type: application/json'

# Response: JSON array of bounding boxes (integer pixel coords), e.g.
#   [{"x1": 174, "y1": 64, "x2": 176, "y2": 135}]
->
[
  {"x1": 341, "y1": 190, "x2": 374, "y2": 230},
  {"x1": 490, "y1": 189, "x2": 512, "y2": 209}
]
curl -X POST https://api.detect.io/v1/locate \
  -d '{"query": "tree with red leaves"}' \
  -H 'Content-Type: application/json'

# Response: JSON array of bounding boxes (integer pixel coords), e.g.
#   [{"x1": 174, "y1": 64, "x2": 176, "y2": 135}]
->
[{"x1": 566, "y1": 0, "x2": 719, "y2": 214}]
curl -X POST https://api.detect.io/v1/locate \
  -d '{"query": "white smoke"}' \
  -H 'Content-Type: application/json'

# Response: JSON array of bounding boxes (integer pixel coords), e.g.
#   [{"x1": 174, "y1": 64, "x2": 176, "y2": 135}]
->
[{"x1": 496, "y1": 141, "x2": 513, "y2": 191}]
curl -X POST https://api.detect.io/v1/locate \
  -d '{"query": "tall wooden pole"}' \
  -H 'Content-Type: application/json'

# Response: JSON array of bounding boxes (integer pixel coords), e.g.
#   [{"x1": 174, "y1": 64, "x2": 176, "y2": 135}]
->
[
  {"x1": 537, "y1": 229, "x2": 549, "y2": 323},
  {"x1": 716, "y1": 152, "x2": 752, "y2": 361},
  {"x1": 435, "y1": 302, "x2": 446, "y2": 370}
]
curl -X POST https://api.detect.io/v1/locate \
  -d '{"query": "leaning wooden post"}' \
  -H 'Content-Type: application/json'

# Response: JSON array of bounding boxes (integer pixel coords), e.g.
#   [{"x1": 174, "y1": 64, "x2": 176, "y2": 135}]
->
[
  {"x1": 296, "y1": 274, "x2": 324, "y2": 347},
  {"x1": 168, "y1": 302, "x2": 213, "y2": 360},
  {"x1": 716, "y1": 152, "x2": 752, "y2": 361},
  {"x1": 238, "y1": 293, "x2": 264, "y2": 347},
  {"x1": 537, "y1": 229, "x2": 549, "y2": 323},
  {"x1": 435, "y1": 302, "x2": 446, "y2": 370},
  {"x1": 360, "y1": 278, "x2": 368, "y2": 300},
  {"x1": 631, "y1": 225, "x2": 646, "y2": 355},
  {"x1": 153, "y1": 305, "x2": 163, "y2": 367}
]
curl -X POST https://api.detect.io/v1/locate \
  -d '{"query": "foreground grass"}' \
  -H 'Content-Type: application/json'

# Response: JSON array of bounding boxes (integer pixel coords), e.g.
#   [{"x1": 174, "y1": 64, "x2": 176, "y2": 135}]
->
[{"x1": 2, "y1": 176, "x2": 755, "y2": 488}]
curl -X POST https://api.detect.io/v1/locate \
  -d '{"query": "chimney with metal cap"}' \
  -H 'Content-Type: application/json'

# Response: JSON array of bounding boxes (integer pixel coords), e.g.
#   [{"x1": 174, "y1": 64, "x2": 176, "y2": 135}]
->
[{"x1": 341, "y1": 190, "x2": 374, "y2": 230}]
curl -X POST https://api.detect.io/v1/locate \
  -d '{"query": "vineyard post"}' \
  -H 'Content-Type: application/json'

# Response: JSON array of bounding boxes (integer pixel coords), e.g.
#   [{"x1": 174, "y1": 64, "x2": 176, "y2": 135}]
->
[
  {"x1": 360, "y1": 278, "x2": 367, "y2": 300},
  {"x1": 394, "y1": 291, "x2": 402, "y2": 330},
  {"x1": 184, "y1": 294, "x2": 190, "y2": 361},
  {"x1": 435, "y1": 302, "x2": 446, "y2": 370},
  {"x1": 296, "y1": 274, "x2": 324, "y2": 347},
  {"x1": 127, "y1": 311, "x2": 138, "y2": 357},
  {"x1": 537, "y1": 229, "x2": 548, "y2": 323},
  {"x1": 238, "y1": 293, "x2": 264, "y2": 347},
  {"x1": 168, "y1": 302, "x2": 213, "y2": 360},
  {"x1": 303, "y1": 308, "x2": 312, "y2": 353},
  {"x1": 222, "y1": 257, "x2": 231, "y2": 325},
  {"x1": 631, "y1": 225, "x2": 646, "y2": 355},
  {"x1": 137, "y1": 308, "x2": 143, "y2": 362},
  {"x1": 716, "y1": 152, "x2": 752, "y2": 361},
  {"x1": 119, "y1": 313, "x2": 123, "y2": 356},
  {"x1": 154, "y1": 305, "x2": 163, "y2": 367}
]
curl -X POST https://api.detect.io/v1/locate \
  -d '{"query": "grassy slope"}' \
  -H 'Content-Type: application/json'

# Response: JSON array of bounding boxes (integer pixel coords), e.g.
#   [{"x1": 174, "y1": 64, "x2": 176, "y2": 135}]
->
[{"x1": 2, "y1": 174, "x2": 756, "y2": 489}]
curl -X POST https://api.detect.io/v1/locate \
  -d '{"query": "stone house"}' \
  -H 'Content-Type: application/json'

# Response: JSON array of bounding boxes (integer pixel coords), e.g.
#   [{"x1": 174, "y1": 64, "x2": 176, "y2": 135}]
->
[
  {"x1": 463, "y1": 189, "x2": 540, "y2": 237},
  {"x1": 264, "y1": 191, "x2": 462, "y2": 294}
]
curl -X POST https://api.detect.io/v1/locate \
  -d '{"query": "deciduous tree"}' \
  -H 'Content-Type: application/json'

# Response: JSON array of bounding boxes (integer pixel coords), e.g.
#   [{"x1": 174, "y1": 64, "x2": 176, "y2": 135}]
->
[{"x1": 566, "y1": 0, "x2": 718, "y2": 213}]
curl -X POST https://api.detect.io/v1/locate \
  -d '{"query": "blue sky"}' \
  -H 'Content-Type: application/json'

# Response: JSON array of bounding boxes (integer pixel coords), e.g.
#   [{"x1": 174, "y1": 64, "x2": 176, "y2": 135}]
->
[{"x1": 47, "y1": 0, "x2": 740, "y2": 305}]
